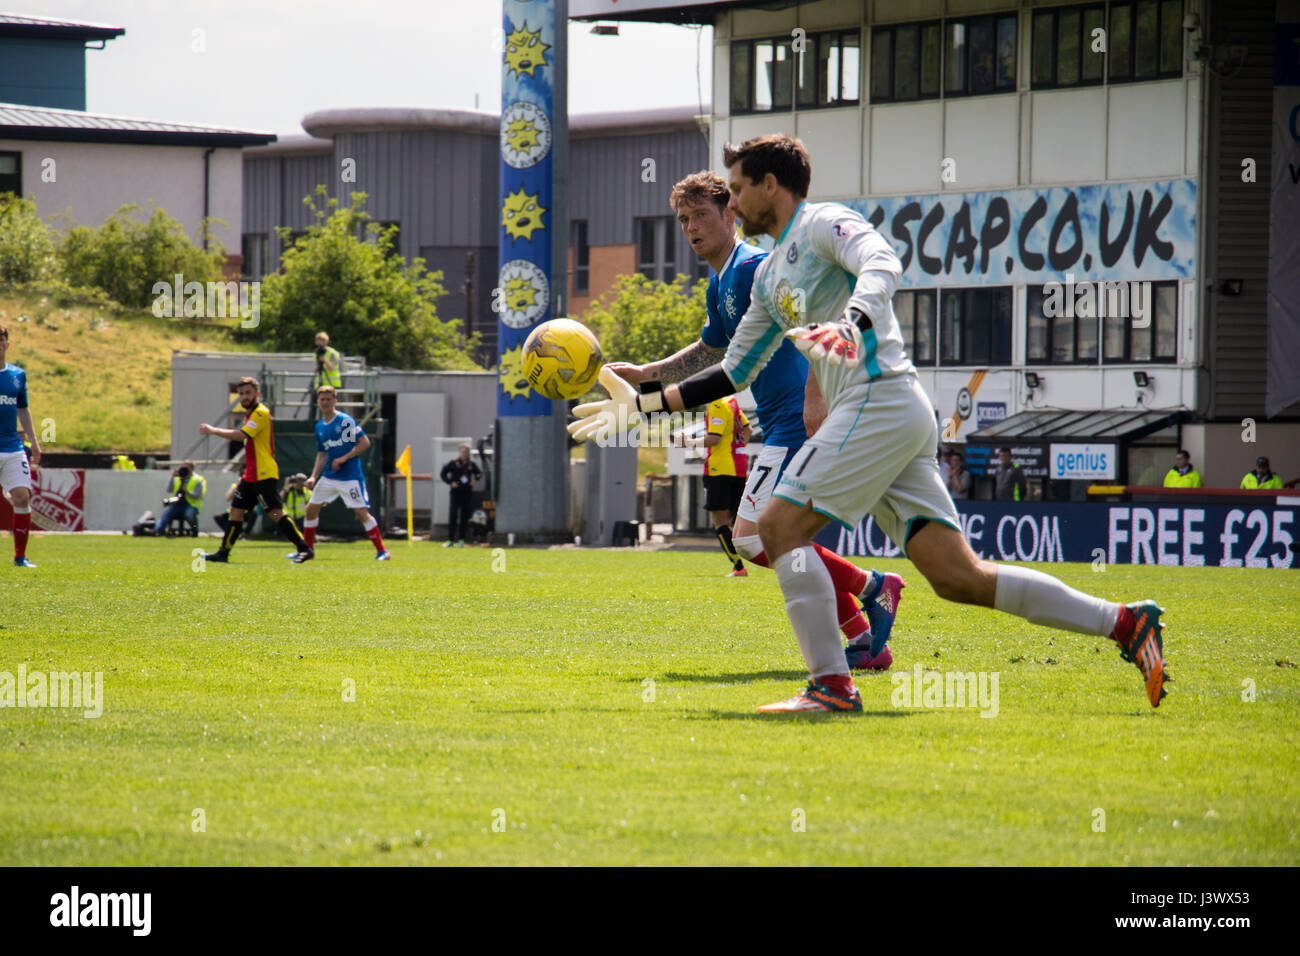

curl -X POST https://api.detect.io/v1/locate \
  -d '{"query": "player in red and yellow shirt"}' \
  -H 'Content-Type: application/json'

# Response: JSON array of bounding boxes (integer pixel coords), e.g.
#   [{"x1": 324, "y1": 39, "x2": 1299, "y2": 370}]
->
[
  {"x1": 197, "y1": 376, "x2": 311, "y2": 563},
  {"x1": 678, "y1": 396, "x2": 751, "y2": 576}
]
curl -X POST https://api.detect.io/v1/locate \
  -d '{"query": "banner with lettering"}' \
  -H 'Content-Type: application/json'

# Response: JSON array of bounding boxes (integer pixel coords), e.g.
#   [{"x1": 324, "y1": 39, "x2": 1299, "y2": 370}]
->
[
  {"x1": 816, "y1": 500, "x2": 1297, "y2": 569},
  {"x1": 842, "y1": 179, "x2": 1196, "y2": 288},
  {"x1": 0, "y1": 468, "x2": 84, "y2": 531}
]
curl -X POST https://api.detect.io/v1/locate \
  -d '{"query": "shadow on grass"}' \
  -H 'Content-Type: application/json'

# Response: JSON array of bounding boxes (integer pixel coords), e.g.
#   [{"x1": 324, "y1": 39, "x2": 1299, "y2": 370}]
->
[
  {"x1": 688, "y1": 709, "x2": 919, "y2": 721},
  {"x1": 626, "y1": 670, "x2": 810, "y2": 684}
]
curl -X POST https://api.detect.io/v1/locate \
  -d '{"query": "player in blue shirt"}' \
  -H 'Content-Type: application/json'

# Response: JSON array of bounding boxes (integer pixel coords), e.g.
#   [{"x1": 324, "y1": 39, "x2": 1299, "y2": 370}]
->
[
  {"x1": 0, "y1": 325, "x2": 41, "y2": 567},
  {"x1": 604, "y1": 172, "x2": 902, "y2": 669},
  {"x1": 295, "y1": 385, "x2": 389, "y2": 562}
]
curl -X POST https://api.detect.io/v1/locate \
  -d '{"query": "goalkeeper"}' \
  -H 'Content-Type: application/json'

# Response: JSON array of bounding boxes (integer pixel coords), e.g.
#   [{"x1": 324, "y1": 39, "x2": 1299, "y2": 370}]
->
[{"x1": 571, "y1": 135, "x2": 1169, "y2": 714}]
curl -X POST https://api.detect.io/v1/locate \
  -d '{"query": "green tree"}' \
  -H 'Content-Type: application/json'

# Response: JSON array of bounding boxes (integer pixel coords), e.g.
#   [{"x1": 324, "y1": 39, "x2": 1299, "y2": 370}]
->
[
  {"x1": 60, "y1": 203, "x2": 224, "y2": 307},
  {"x1": 582, "y1": 272, "x2": 706, "y2": 366},
  {"x1": 256, "y1": 188, "x2": 478, "y2": 370},
  {"x1": 0, "y1": 194, "x2": 58, "y2": 284}
]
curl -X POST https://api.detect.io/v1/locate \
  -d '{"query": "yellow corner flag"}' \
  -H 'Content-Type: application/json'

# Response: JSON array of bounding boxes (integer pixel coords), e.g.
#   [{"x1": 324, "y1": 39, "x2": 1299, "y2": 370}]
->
[{"x1": 396, "y1": 445, "x2": 413, "y2": 545}]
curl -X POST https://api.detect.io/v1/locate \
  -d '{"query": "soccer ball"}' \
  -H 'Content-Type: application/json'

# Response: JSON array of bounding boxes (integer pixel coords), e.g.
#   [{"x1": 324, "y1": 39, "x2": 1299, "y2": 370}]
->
[{"x1": 521, "y1": 319, "x2": 603, "y2": 400}]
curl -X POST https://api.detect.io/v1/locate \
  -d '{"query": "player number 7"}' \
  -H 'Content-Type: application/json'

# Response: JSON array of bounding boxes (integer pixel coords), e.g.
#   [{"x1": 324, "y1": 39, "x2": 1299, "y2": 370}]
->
[{"x1": 751, "y1": 464, "x2": 772, "y2": 492}]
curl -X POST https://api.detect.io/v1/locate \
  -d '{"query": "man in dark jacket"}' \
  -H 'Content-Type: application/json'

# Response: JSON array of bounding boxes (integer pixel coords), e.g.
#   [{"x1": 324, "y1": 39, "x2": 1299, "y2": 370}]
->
[
  {"x1": 440, "y1": 443, "x2": 482, "y2": 547},
  {"x1": 992, "y1": 447, "x2": 1027, "y2": 502}
]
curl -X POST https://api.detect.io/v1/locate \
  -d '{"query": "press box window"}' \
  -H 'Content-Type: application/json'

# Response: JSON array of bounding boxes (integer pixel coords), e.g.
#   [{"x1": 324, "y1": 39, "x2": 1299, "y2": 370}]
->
[
  {"x1": 873, "y1": 14, "x2": 1013, "y2": 103},
  {"x1": 894, "y1": 290, "x2": 937, "y2": 366},
  {"x1": 939, "y1": 287, "x2": 1012, "y2": 366},
  {"x1": 732, "y1": 30, "x2": 860, "y2": 113}
]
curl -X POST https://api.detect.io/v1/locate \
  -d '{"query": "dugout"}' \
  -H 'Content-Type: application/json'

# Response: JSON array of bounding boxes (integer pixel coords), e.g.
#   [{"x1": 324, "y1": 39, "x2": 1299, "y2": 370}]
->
[
  {"x1": 270, "y1": 418, "x2": 387, "y2": 536},
  {"x1": 965, "y1": 409, "x2": 1185, "y2": 502}
]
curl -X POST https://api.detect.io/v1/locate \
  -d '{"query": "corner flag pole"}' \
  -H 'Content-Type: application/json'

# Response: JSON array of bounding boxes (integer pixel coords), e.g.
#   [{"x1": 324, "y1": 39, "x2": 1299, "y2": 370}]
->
[{"x1": 395, "y1": 444, "x2": 413, "y2": 545}]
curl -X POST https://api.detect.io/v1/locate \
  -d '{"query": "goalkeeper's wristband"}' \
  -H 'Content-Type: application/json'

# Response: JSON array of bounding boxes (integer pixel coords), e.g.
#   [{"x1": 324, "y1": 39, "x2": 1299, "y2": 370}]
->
[
  {"x1": 847, "y1": 306, "x2": 873, "y2": 330},
  {"x1": 637, "y1": 380, "x2": 665, "y2": 414}
]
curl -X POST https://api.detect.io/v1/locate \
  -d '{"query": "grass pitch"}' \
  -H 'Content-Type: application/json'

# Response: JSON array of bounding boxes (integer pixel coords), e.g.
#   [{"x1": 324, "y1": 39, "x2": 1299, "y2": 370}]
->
[{"x1": 2, "y1": 535, "x2": 1297, "y2": 866}]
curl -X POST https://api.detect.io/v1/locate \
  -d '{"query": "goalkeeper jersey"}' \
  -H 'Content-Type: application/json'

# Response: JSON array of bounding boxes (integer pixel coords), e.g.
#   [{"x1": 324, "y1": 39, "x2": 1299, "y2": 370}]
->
[{"x1": 722, "y1": 201, "x2": 913, "y2": 407}]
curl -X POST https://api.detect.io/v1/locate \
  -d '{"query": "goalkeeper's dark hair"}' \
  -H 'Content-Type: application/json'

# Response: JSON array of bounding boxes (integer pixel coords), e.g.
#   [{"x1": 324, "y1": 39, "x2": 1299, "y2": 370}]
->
[
  {"x1": 723, "y1": 134, "x2": 812, "y2": 199},
  {"x1": 670, "y1": 171, "x2": 730, "y2": 214}
]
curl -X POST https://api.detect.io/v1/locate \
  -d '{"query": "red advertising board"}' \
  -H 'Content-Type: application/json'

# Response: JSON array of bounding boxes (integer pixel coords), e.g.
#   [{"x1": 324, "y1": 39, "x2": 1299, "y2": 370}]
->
[{"x1": 0, "y1": 468, "x2": 84, "y2": 531}]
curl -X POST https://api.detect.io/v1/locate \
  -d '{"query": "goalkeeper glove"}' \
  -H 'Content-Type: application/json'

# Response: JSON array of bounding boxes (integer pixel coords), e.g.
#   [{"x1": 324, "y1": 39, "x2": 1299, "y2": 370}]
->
[
  {"x1": 567, "y1": 365, "x2": 666, "y2": 444},
  {"x1": 785, "y1": 307, "x2": 870, "y2": 367}
]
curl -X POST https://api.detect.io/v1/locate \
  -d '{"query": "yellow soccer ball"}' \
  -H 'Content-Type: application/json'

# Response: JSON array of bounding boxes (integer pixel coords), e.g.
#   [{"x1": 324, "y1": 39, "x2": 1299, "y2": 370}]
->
[{"x1": 521, "y1": 319, "x2": 603, "y2": 400}]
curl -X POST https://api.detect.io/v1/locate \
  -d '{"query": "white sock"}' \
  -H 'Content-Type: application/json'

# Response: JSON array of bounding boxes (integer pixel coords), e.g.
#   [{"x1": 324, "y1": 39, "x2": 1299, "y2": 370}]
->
[
  {"x1": 994, "y1": 564, "x2": 1120, "y2": 636},
  {"x1": 733, "y1": 534, "x2": 763, "y2": 562},
  {"x1": 304, "y1": 518, "x2": 319, "y2": 529},
  {"x1": 774, "y1": 547, "x2": 848, "y2": 678},
  {"x1": 361, "y1": 515, "x2": 378, "y2": 531}
]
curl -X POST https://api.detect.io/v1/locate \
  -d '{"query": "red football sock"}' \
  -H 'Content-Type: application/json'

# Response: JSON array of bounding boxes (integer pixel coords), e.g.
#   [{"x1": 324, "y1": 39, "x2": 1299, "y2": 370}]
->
[
  {"x1": 366, "y1": 524, "x2": 385, "y2": 552},
  {"x1": 1110, "y1": 605, "x2": 1135, "y2": 645},
  {"x1": 813, "y1": 543, "x2": 869, "y2": 596},
  {"x1": 13, "y1": 511, "x2": 30, "y2": 559},
  {"x1": 303, "y1": 524, "x2": 316, "y2": 550},
  {"x1": 749, "y1": 550, "x2": 770, "y2": 568},
  {"x1": 820, "y1": 673, "x2": 856, "y2": 697}
]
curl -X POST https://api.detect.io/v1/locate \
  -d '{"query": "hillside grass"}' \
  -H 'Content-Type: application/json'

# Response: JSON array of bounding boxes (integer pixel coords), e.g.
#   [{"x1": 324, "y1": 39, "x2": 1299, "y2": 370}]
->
[{"x1": 0, "y1": 289, "x2": 255, "y2": 453}]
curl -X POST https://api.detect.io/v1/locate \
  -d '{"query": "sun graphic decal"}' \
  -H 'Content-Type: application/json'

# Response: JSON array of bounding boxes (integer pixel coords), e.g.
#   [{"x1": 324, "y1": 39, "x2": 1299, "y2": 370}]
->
[
  {"x1": 497, "y1": 259, "x2": 549, "y2": 329},
  {"x1": 502, "y1": 186, "x2": 547, "y2": 243},
  {"x1": 499, "y1": 343, "x2": 532, "y2": 401},
  {"x1": 500, "y1": 101, "x2": 552, "y2": 169},
  {"x1": 504, "y1": 23, "x2": 550, "y2": 79},
  {"x1": 775, "y1": 278, "x2": 805, "y2": 325}
]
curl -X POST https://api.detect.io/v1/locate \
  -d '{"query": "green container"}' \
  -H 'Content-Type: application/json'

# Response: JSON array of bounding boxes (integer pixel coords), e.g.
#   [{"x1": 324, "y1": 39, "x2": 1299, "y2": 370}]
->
[{"x1": 271, "y1": 418, "x2": 386, "y2": 537}]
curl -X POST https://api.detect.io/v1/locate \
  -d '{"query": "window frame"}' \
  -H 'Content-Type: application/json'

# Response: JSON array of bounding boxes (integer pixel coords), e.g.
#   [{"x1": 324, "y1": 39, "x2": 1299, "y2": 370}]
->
[
  {"x1": 731, "y1": 28, "x2": 861, "y2": 114},
  {"x1": 1106, "y1": 0, "x2": 1184, "y2": 85},
  {"x1": 1027, "y1": 281, "x2": 1177, "y2": 365},
  {"x1": 1030, "y1": 3, "x2": 1107, "y2": 91},
  {"x1": 937, "y1": 286, "x2": 1013, "y2": 367},
  {"x1": 894, "y1": 289, "x2": 939, "y2": 367},
  {"x1": 241, "y1": 232, "x2": 268, "y2": 281},
  {"x1": 871, "y1": 12, "x2": 1015, "y2": 104},
  {"x1": 0, "y1": 150, "x2": 21, "y2": 196},
  {"x1": 572, "y1": 219, "x2": 589, "y2": 296},
  {"x1": 634, "y1": 216, "x2": 677, "y2": 283}
]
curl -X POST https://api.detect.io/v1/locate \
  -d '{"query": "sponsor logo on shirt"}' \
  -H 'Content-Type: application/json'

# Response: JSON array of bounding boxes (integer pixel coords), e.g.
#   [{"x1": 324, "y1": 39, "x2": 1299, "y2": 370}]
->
[
  {"x1": 0, "y1": 395, "x2": 16, "y2": 405},
  {"x1": 786, "y1": 242, "x2": 798, "y2": 263},
  {"x1": 833, "y1": 222, "x2": 850, "y2": 239}
]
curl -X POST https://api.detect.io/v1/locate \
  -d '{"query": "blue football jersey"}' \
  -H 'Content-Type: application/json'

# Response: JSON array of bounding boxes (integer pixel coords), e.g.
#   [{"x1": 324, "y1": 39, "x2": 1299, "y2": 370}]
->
[
  {"x1": 0, "y1": 363, "x2": 28, "y2": 454},
  {"x1": 316, "y1": 412, "x2": 365, "y2": 481},
  {"x1": 703, "y1": 242, "x2": 809, "y2": 450}
]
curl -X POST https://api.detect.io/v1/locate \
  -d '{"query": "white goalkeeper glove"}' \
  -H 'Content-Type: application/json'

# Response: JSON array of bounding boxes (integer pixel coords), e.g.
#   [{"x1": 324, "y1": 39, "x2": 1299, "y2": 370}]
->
[
  {"x1": 567, "y1": 365, "x2": 656, "y2": 444},
  {"x1": 785, "y1": 308, "x2": 869, "y2": 367}
]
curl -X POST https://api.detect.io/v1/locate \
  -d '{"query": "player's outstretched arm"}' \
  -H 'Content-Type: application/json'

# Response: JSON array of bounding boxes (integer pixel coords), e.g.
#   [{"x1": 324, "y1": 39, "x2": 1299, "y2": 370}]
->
[{"x1": 610, "y1": 340, "x2": 726, "y2": 387}]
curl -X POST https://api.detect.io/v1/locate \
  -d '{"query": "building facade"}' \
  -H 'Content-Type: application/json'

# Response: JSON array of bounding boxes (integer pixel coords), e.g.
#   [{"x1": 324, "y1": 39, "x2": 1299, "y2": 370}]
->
[{"x1": 573, "y1": 0, "x2": 1297, "y2": 490}]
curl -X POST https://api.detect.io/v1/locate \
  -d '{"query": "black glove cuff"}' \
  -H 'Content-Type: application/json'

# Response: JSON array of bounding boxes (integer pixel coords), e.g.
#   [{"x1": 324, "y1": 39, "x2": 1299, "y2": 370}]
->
[{"x1": 638, "y1": 380, "x2": 665, "y2": 414}]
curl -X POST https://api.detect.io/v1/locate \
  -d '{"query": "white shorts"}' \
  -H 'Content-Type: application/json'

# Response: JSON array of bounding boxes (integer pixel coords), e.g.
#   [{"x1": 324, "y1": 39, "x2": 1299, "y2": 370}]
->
[
  {"x1": 0, "y1": 450, "x2": 32, "y2": 493},
  {"x1": 774, "y1": 373, "x2": 960, "y2": 556},
  {"x1": 737, "y1": 443, "x2": 796, "y2": 525},
  {"x1": 309, "y1": 476, "x2": 369, "y2": 509}
]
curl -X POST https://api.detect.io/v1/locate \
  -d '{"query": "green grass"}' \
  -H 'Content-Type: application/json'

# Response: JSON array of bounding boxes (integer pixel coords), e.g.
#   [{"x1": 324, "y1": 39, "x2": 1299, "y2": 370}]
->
[{"x1": 2, "y1": 536, "x2": 1297, "y2": 865}]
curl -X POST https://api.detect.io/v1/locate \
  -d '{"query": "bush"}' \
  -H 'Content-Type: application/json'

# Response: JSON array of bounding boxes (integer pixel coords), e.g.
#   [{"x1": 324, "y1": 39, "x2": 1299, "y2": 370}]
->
[
  {"x1": 0, "y1": 194, "x2": 58, "y2": 284},
  {"x1": 581, "y1": 272, "x2": 707, "y2": 366},
  {"x1": 255, "y1": 187, "x2": 479, "y2": 370},
  {"x1": 61, "y1": 203, "x2": 225, "y2": 309}
]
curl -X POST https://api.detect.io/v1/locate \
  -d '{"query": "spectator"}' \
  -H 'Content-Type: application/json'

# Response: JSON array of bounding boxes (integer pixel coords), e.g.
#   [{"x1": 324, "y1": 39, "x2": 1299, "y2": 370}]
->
[
  {"x1": 311, "y1": 332, "x2": 341, "y2": 421},
  {"x1": 938, "y1": 447, "x2": 952, "y2": 485},
  {"x1": 1163, "y1": 450, "x2": 1202, "y2": 488},
  {"x1": 281, "y1": 473, "x2": 309, "y2": 524},
  {"x1": 1241, "y1": 456, "x2": 1282, "y2": 490},
  {"x1": 152, "y1": 461, "x2": 205, "y2": 536},
  {"x1": 991, "y1": 447, "x2": 1027, "y2": 502},
  {"x1": 439, "y1": 443, "x2": 482, "y2": 547},
  {"x1": 946, "y1": 450, "x2": 972, "y2": 500}
]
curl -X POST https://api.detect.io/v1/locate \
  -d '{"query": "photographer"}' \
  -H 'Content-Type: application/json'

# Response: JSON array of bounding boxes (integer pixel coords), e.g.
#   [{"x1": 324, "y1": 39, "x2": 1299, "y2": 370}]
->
[
  {"x1": 281, "y1": 472, "x2": 309, "y2": 525},
  {"x1": 152, "y1": 460, "x2": 206, "y2": 536}
]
